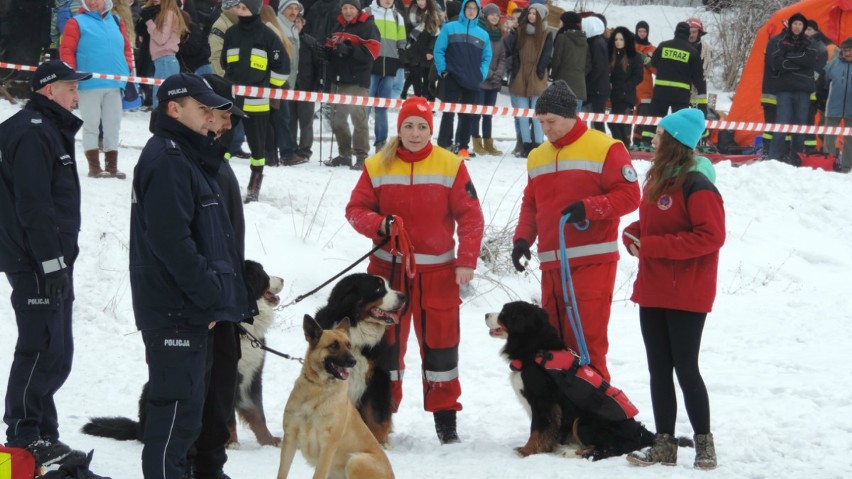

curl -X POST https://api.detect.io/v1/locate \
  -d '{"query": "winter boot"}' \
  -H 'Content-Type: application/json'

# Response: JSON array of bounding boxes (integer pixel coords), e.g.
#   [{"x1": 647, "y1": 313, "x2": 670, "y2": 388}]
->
[
  {"x1": 626, "y1": 433, "x2": 678, "y2": 466},
  {"x1": 323, "y1": 155, "x2": 352, "y2": 167},
  {"x1": 520, "y1": 142, "x2": 534, "y2": 158},
  {"x1": 85, "y1": 149, "x2": 108, "y2": 178},
  {"x1": 244, "y1": 170, "x2": 263, "y2": 203},
  {"x1": 472, "y1": 136, "x2": 487, "y2": 155},
  {"x1": 104, "y1": 150, "x2": 126, "y2": 179},
  {"x1": 483, "y1": 138, "x2": 502, "y2": 155},
  {"x1": 512, "y1": 141, "x2": 523, "y2": 157},
  {"x1": 350, "y1": 155, "x2": 367, "y2": 171},
  {"x1": 266, "y1": 149, "x2": 280, "y2": 167},
  {"x1": 693, "y1": 433, "x2": 717, "y2": 470},
  {"x1": 434, "y1": 410, "x2": 461, "y2": 444}
]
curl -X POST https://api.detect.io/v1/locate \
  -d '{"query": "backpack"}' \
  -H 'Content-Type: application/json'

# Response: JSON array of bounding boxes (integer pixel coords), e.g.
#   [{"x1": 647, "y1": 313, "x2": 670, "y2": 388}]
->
[
  {"x1": 55, "y1": 0, "x2": 77, "y2": 37},
  {"x1": 0, "y1": 445, "x2": 39, "y2": 479}
]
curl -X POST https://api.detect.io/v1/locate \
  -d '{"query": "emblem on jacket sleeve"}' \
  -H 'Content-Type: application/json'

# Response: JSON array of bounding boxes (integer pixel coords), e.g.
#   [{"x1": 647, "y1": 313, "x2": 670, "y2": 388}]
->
[{"x1": 622, "y1": 165, "x2": 638, "y2": 182}]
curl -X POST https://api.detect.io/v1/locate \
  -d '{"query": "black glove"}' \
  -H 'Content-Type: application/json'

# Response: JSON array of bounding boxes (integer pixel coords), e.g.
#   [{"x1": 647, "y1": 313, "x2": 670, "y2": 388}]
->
[
  {"x1": 44, "y1": 270, "x2": 70, "y2": 299},
  {"x1": 697, "y1": 103, "x2": 708, "y2": 116},
  {"x1": 378, "y1": 215, "x2": 394, "y2": 237},
  {"x1": 336, "y1": 41, "x2": 353, "y2": 58},
  {"x1": 511, "y1": 239, "x2": 531, "y2": 272},
  {"x1": 561, "y1": 201, "x2": 586, "y2": 223}
]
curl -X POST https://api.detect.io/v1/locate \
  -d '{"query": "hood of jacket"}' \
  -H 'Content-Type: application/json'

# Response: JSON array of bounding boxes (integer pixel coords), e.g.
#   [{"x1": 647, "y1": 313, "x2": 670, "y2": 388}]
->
[
  {"x1": 609, "y1": 26, "x2": 636, "y2": 58},
  {"x1": 455, "y1": 0, "x2": 481, "y2": 29},
  {"x1": 82, "y1": 0, "x2": 114, "y2": 13},
  {"x1": 581, "y1": 16, "x2": 604, "y2": 38}
]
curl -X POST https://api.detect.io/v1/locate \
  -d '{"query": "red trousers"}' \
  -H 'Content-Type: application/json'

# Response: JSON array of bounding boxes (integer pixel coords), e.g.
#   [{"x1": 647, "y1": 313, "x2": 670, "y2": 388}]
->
[
  {"x1": 541, "y1": 262, "x2": 617, "y2": 381},
  {"x1": 368, "y1": 263, "x2": 462, "y2": 413}
]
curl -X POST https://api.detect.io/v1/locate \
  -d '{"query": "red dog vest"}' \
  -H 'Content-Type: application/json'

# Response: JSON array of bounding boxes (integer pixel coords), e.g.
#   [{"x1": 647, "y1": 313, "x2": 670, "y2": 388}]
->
[
  {"x1": 510, "y1": 350, "x2": 639, "y2": 421},
  {"x1": 0, "y1": 446, "x2": 39, "y2": 479}
]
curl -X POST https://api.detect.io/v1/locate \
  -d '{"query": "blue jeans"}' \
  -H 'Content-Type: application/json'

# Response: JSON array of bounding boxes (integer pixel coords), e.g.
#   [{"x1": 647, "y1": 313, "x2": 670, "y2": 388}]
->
[
  {"x1": 511, "y1": 96, "x2": 542, "y2": 143},
  {"x1": 194, "y1": 64, "x2": 214, "y2": 76},
  {"x1": 390, "y1": 68, "x2": 405, "y2": 100},
  {"x1": 768, "y1": 91, "x2": 811, "y2": 162},
  {"x1": 369, "y1": 74, "x2": 395, "y2": 146},
  {"x1": 152, "y1": 55, "x2": 180, "y2": 108},
  {"x1": 471, "y1": 88, "x2": 499, "y2": 138}
]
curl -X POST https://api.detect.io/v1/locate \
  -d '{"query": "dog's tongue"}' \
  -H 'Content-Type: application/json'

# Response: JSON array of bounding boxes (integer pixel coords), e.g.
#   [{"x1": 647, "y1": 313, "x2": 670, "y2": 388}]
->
[
  {"x1": 489, "y1": 327, "x2": 504, "y2": 337},
  {"x1": 371, "y1": 307, "x2": 400, "y2": 325},
  {"x1": 337, "y1": 366, "x2": 350, "y2": 380},
  {"x1": 263, "y1": 291, "x2": 280, "y2": 305}
]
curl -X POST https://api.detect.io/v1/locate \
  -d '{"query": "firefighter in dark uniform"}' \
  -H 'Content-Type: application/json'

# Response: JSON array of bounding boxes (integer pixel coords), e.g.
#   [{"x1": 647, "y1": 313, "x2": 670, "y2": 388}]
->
[
  {"x1": 0, "y1": 60, "x2": 91, "y2": 468},
  {"x1": 650, "y1": 22, "x2": 706, "y2": 119},
  {"x1": 220, "y1": 0, "x2": 289, "y2": 203},
  {"x1": 130, "y1": 73, "x2": 254, "y2": 479}
]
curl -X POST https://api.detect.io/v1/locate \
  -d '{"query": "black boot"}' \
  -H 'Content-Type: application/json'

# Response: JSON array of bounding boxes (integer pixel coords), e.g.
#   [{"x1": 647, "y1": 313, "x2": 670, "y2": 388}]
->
[
  {"x1": 244, "y1": 170, "x2": 263, "y2": 203},
  {"x1": 434, "y1": 410, "x2": 460, "y2": 444}
]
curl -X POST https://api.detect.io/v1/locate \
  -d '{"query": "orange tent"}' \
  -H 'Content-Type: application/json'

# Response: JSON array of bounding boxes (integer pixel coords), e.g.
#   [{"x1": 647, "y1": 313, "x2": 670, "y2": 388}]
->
[{"x1": 726, "y1": 0, "x2": 852, "y2": 146}]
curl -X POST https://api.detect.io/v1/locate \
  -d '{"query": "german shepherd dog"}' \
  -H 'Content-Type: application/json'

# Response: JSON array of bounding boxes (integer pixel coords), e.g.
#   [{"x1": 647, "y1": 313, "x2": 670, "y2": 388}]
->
[
  {"x1": 313, "y1": 274, "x2": 406, "y2": 445},
  {"x1": 82, "y1": 260, "x2": 284, "y2": 447},
  {"x1": 276, "y1": 315, "x2": 394, "y2": 479},
  {"x1": 485, "y1": 301, "x2": 657, "y2": 461}
]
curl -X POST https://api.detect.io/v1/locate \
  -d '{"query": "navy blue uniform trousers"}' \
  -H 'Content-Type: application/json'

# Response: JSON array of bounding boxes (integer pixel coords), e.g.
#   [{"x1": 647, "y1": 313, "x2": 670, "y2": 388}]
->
[
  {"x1": 4, "y1": 269, "x2": 74, "y2": 447},
  {"x1": 141, "y1": 327, "x2": 208, "y2": 479}
]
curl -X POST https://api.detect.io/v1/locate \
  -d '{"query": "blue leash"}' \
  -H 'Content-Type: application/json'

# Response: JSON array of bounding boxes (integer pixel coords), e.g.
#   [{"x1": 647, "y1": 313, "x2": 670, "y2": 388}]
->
[{"x1": 558, "y1": 214, "x2": 590, "y2": 366}]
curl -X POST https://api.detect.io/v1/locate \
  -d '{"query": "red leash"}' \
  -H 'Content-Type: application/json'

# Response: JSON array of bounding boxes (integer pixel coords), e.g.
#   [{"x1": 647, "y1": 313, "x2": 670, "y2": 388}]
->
[{"x1": 387, "y1": 215, "x2": 417, "y2": 279}]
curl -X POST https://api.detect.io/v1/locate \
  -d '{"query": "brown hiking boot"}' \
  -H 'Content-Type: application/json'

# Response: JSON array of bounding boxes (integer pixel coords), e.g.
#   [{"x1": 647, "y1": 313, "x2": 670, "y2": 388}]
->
[
  {"x1": 483, "y1": 138, "x2": 502, "y2": 155},
  {"x1": 693, "y1": 433, "x2": 717, "y2": 470},
  {"x1": 627, "y1": 433, "x2": 677, "y2": 466},
  {"x1": 104, "y1": 150, "x2": 126, "y2": 179},
  {"x1": 84, "y1": 149, "x2": 108, "y2": 178},
  {"x1": 244, "y1": 170, "x2": 263, "y2": 203},
  {"x1": 472, "y1": 136, "x2": 487, "y2": 155}
]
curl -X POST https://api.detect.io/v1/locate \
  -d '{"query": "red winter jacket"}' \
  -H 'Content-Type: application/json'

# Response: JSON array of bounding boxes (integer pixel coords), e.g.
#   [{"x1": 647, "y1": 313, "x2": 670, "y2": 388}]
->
[
  {"x1": 623, "y1": 166, "x2": 725, "y2": 313},
  {"x1": 514, "y1": 120, "x2": 640, "y2": 270},
  {"x1": 346, "y1": 146, "x2": 484, "y2": 271}
]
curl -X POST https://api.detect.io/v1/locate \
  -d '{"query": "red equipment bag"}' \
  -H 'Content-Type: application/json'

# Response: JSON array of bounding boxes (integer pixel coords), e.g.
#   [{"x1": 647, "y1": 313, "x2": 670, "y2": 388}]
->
[
  {"x1": 0, "y1": 446, "x2": 39, "y2": 479},
  {"x1": 797, "y1": 151, "x2": 839, "y2": 171}
]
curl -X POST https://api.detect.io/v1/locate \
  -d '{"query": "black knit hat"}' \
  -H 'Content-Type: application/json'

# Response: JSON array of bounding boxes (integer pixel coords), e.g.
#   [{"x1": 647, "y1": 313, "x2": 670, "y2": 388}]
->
[
  {"x1": 241, "y1": 0, "x2": 262, "y2": 15},
  {"x1": 806, "y1": 19, "x2": 819, "y2": 31},
  {"x1": 561, "y1": 11, "x2": 581, "y2": 30},
  {"x1": 340, "y1": 0, "x2": 361, "y2": 9},
  {"x1": 535, "y1": 80, "x2": 578, "y2": 118},
  {"x1": 674, "y1": 21, "x2": 690, "y2": 39},
  {"x1": 636, "y1": 20, "x2": 649, "y2": 33}
]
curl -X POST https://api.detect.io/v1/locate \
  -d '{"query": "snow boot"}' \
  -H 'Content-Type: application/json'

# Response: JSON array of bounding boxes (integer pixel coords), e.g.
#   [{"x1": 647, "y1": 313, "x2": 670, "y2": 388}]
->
[
  {"x1": 434, "y1": 410, "x2": 461, "y2": 444},
  {"x1": 626, "y1": 433, "x2": 677, "y2": 466},
  {"x1": 104, "y1": 150, "x2": 126, "y2": 179},
  {"x1": 323, "y1": 155, "x2": 352, "y2": 167},
  {"x1": 472, "y1": 136, "x2": 487, "y2": 155},
  {"x1": 693, "y1": 433, "x2": 717, "y2": 470},
  {"x1": 483, "y1": 138, "x2": 502, "y2": 155},
  {"x1": 85, "y1": 149, "x2": 108, "y2": 178},
  {"x1": 350, "y1": 155, "x2": 367, "y2": 171},
  {"x1": 244, "y1": 170, "x2": 263, "y2": 203}
]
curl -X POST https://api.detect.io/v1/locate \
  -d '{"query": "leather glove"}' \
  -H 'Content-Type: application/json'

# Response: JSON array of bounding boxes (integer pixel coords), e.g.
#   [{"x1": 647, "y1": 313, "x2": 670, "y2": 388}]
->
[
  {"x1": 44, "y1": 270, "x2": 70, "y2": 299},
  {"x1": 561, "y1": 201, "x2": 586, "y2": 223},
  {"x1": 378, "y1": 215, "x2": 394, "y2": 237},
  {"x1": 511, "y1": 239, "x2": 531, "y2": 272},
  {"x1": 336, "y1": 41, "x2": 353, "y2": 58}
]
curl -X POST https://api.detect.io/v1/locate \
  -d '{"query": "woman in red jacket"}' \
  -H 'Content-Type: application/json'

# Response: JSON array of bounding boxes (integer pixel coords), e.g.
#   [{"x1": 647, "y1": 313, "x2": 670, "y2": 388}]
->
[
  {"x1": 622, "y1": 108, "x2": 723, "y2": 470},
  {"x1": 345, "y1": 96, "x2": 484, "y2": 445}
]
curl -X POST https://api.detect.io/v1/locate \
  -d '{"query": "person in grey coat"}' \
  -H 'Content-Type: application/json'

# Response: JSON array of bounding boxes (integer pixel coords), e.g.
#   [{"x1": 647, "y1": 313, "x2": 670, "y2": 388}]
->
[
  {"x1": 550, "y1": 10, "x2": 588, "y2": 111},
  {"x1": 820, "y1": 37, "x2": 852, "y2": 173}
]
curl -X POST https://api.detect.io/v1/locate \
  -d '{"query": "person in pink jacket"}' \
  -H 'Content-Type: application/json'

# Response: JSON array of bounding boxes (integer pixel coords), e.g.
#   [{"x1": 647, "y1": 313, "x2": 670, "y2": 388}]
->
[
  {"x1": 145, "y1": 0, "x2": 188, "y2": 106},
  {"x1": 345, "y1": 96, "x2": 484, "y2": 445}
]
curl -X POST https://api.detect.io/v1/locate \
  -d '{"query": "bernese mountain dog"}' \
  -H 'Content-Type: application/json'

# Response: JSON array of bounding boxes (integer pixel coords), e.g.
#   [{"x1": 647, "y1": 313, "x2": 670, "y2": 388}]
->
[
  {"x1": 485, "y1": 301, "x2": 656, "y2": 460},
  {"x1": 313, "y1": 273, "x2": 406, "y2": 446}
]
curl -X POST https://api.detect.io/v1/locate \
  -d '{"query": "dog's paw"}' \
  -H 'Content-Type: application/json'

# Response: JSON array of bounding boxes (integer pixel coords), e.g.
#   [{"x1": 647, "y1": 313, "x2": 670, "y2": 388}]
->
[
  {"x1": 514, "y1": 446, "x2": 536, "y2": 457},
  {"x1": 258, "y1": 436, "x2": 282, "y2": 448},
  {"x1": 226, "y1": 441, "x2": 241, "y2": 450},
  {"x1": 554, "y1": 444, "x2": 584, "y2": 458}
]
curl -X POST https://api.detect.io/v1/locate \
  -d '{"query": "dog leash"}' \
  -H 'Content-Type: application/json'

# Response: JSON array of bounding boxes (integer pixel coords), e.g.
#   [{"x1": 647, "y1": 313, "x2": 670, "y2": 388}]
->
[
  {"x1": 275, "y1": 235, "x2": 392, "y2": 311},
  {"x1": 236, "y1": 323, "x2": 304, "y2": 364},
  {"x1": 558, "y1": 213, "x2": 591, "y2": 367}
]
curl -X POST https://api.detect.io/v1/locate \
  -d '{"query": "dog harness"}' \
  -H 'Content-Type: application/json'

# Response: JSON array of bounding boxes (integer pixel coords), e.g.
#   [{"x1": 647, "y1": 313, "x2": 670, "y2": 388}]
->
[{"x1": 509, "y1": 349, "x2": 639, "y2": 422}]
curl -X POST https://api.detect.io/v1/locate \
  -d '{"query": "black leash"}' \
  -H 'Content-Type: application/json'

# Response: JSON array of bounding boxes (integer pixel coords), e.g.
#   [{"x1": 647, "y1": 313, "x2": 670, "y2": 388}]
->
[
  {"x1": 236, "y1": 323, "x2": 303, "y2": 364},
  {"x1": 275, "y1": 236, "x2": 391, "y2": 310}
]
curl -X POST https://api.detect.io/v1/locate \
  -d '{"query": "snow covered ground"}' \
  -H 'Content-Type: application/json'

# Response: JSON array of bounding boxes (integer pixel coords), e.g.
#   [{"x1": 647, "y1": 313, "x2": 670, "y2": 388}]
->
[{"x1": 2, "y1": 1, "x2": 852, "y2": 478}]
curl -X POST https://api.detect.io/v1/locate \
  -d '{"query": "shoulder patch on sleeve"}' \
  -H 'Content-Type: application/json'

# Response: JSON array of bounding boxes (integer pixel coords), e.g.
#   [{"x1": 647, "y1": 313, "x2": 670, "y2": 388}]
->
[
  {"x1": 622, "y1": 165, "x2": 638, "y2": 182},
  {"x1": 211, "y1": 27, "x2": 225, "y2": 39},
  {"x1": 465, "y1": 180, "x2": 478, "y2": 200}
]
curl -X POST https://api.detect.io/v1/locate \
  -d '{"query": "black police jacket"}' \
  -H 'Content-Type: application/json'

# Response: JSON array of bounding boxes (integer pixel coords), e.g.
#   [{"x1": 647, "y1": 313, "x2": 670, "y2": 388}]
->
[
  {"x1": 130, "y1": 113, "x2": 254, "y2": 330},
  {"x1": 0, "y1": 93, "x2": 83, "y2": 274}
]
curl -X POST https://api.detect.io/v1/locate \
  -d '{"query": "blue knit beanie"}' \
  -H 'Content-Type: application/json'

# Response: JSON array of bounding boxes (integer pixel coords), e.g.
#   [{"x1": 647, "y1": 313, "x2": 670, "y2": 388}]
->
[{"x1": 658, "y1": 108, "x2": 705, "y2": 149}]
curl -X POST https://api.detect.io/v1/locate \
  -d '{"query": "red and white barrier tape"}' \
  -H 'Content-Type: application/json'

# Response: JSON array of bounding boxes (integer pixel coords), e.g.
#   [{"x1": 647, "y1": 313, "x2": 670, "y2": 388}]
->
[{"x1": 3, "y1": 61, "x2": 852, "y2": 136}]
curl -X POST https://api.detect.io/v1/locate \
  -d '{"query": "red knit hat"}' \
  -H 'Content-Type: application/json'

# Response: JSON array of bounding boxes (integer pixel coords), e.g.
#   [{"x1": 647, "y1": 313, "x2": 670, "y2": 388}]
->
[{"x1": 397, "y1": 96, "x2": 433, "y2": 133}]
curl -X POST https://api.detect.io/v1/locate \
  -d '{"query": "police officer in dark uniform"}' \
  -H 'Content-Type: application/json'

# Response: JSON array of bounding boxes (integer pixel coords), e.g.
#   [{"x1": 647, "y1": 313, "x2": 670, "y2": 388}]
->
[
  {"x1": 0, "y1": 60, "x2": 91, "y2": 468},
  {"x1": 130, "y1": 73, "x2": 254, "y2": 479}
]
